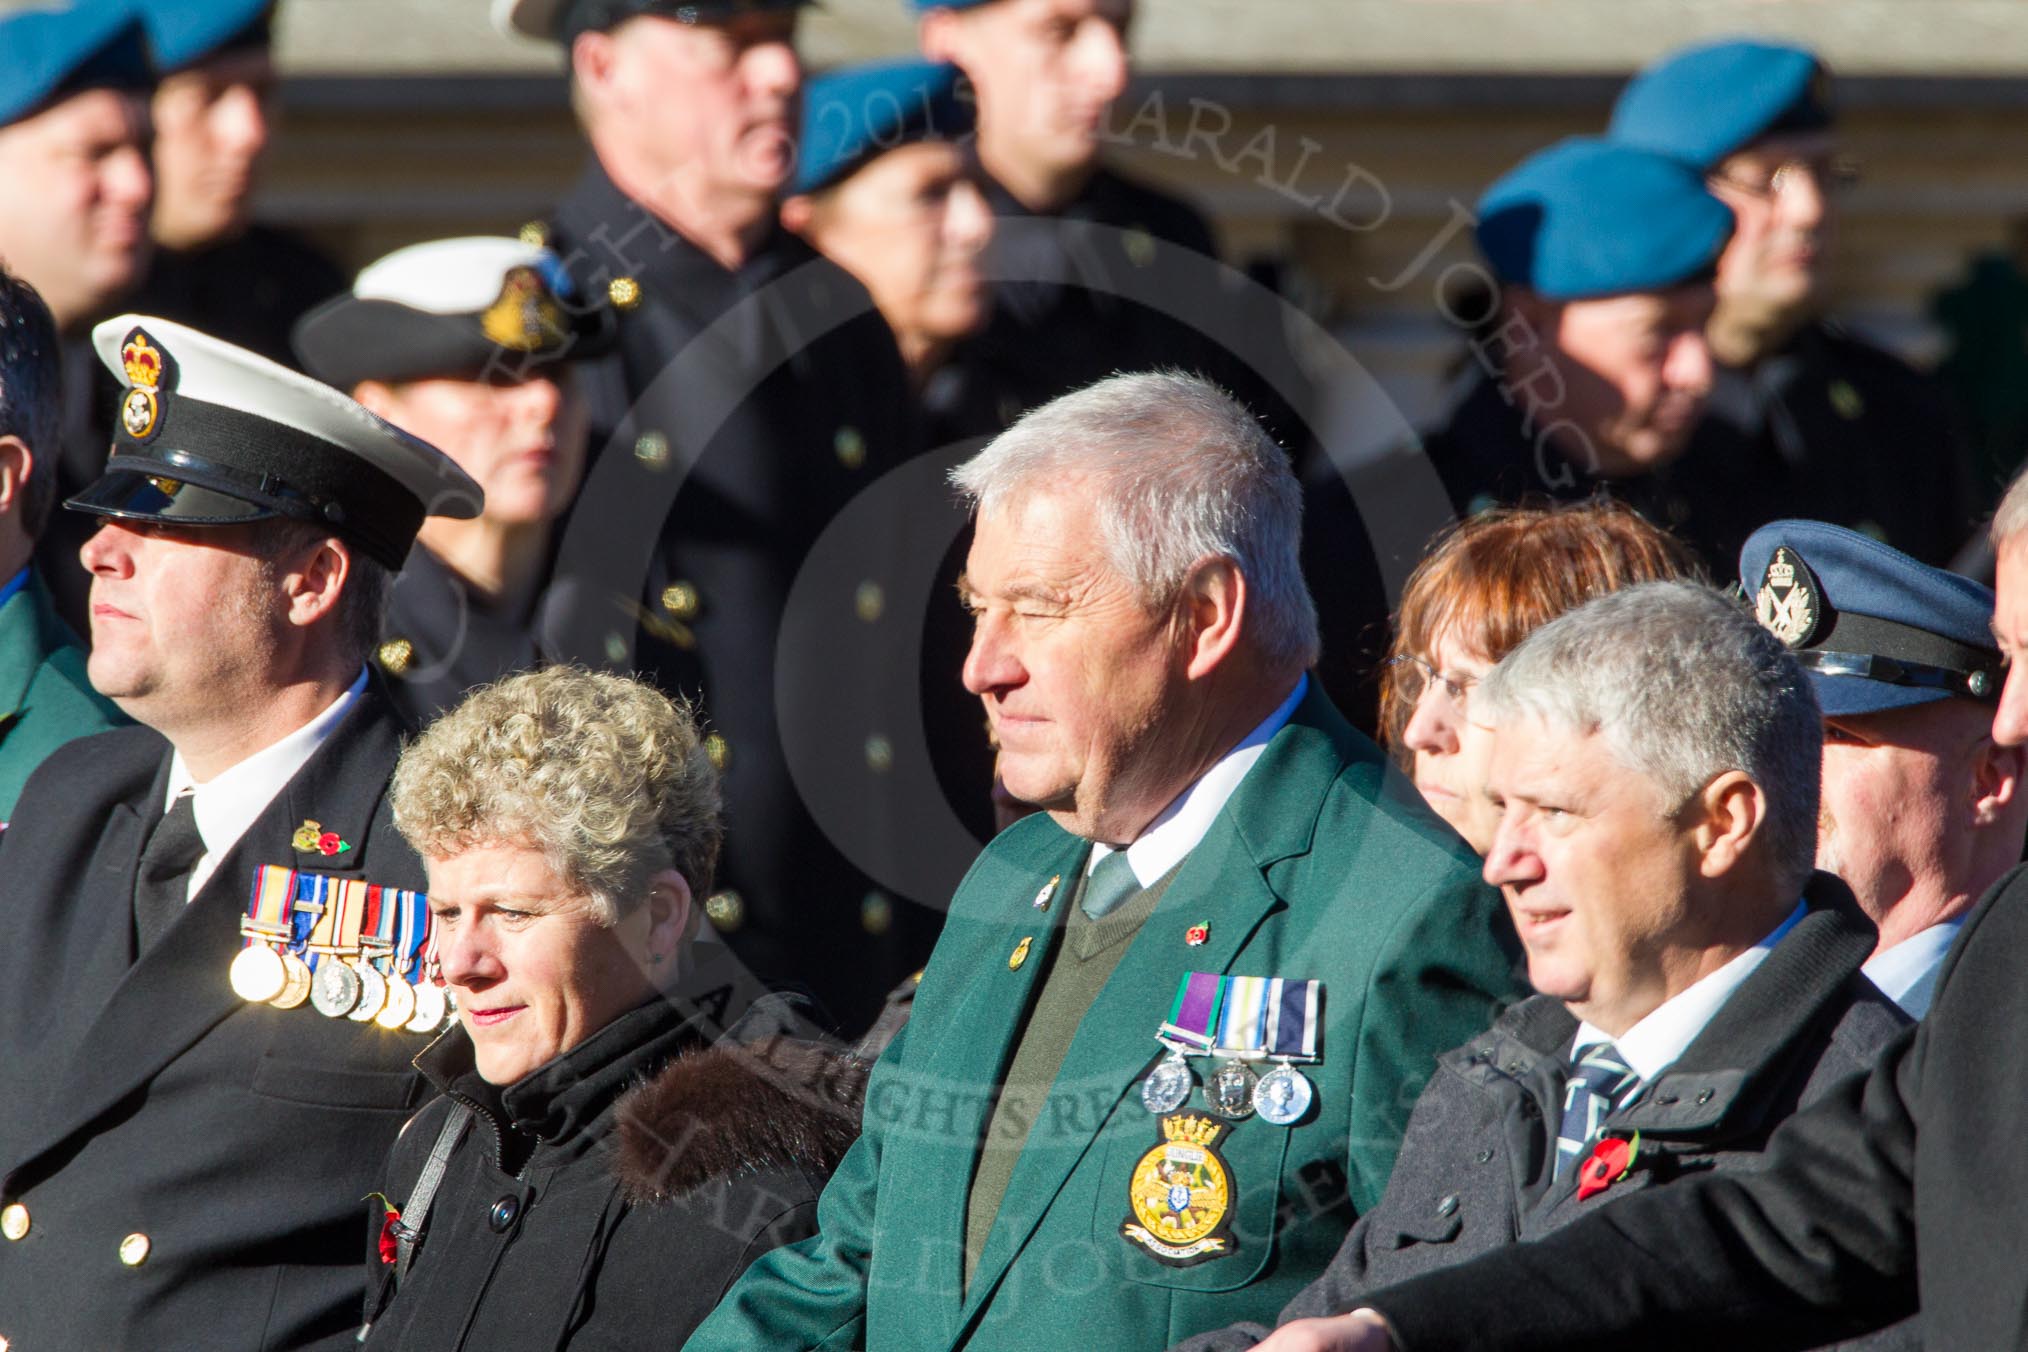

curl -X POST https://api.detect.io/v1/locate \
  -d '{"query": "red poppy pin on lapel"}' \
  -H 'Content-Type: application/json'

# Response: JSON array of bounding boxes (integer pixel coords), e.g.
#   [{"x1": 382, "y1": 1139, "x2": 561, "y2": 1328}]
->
[
  {"x1": 1576, "y1": 1133, "x2": 1639, "y2": 1201},
  {"x1": 292, "y1": 819, "x2": 352, "y2": 857}
]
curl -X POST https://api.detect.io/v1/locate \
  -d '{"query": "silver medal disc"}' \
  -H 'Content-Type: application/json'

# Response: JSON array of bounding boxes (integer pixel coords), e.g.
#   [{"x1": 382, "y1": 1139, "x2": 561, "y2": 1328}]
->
[
  {"x1": 348, "y1": 963, "x2": 388, "y2": 1022},
  {"x1": 1140, "y1": 1055, "x2": 1193, "y2": 1114},
  {"x1": 310, "y1": 959, "x2": 362, "y2": 1018},
  {"x1": 406, "y1": 980, "x2": 448, "y2": 1034},
  {"x1": 1252, "y1": 1064, "x2": 1314, "y2": 1126},
  {"x1": 1208, "y1": 1060, "x2": 1258, "y2": 1120}
]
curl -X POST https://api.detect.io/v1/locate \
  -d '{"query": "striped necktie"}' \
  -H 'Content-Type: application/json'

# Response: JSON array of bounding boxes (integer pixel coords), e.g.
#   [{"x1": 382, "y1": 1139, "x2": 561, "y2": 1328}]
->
[{"x1": 1554, "y1": 1041, "x2": 1637, "y2": 1181}]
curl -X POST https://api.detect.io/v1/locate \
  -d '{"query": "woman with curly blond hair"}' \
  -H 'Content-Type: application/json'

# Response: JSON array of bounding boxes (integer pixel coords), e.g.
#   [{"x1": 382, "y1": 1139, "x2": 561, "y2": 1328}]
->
[
  {"x1": 1381, "y1": 501, "x2": 1703, "y2": 852},
  {"x1": 358, "y1": 666, "x2": 864, "y2": 1351}
]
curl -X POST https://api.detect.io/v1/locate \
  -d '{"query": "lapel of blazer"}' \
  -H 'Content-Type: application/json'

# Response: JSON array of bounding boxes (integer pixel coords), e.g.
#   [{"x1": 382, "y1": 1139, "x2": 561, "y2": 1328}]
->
[
  {"x1": 18, "y1": 693, "x2": 403, "y2": 1168},
  {"x1": 0, "y1": 573, "x2": 49, "y2": 725},
  {"x1": 900, "y1": 825, "x2": 1089, "y2": 1342},
  {"x1": 955, "y1": 685, "x2": 1346, "y2": 1332}
]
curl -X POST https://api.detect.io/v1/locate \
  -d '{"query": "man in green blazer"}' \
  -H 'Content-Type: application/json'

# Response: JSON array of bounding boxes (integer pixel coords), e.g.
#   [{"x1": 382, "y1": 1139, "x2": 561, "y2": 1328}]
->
[
  {"x1": 685, "y1": 372, "x2": 1522, "y2": 1352},
  {"x1": 0, "y1": 269, "x2": 123, "y2": 819}
]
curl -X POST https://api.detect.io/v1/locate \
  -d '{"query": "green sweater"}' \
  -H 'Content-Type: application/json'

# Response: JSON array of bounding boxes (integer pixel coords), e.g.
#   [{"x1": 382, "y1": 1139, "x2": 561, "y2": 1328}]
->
[{"x1": 963, "y1": 861, "x2": 1179, "y2": 1281}]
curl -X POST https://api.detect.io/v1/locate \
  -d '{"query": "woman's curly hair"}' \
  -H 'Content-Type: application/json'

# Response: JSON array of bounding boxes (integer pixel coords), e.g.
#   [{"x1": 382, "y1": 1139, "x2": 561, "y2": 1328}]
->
[{"x1": 391, "y1": 666, "x2": 722, "y2": 924}]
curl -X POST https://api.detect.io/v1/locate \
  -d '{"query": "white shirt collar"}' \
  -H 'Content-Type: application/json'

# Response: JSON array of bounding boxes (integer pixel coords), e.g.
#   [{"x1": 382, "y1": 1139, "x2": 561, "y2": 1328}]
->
[
  {"x1": 1862, "y1": 916, "x2": 1964, "y2": 1019},
  {"x1": 1088, "y1": 675, "x2": 1307, "y2": 889},
  {"x1": 1574, "y1": 899, "x2": 1807, "y2": 1083},
  {"x1": 165, "y1": 668, "x2": 369, "y2": 900}
]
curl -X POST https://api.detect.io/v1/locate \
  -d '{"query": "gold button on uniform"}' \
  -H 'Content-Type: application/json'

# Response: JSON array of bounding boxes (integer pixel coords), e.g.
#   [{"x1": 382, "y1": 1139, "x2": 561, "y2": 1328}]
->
[
  {"x1": 376, "y1": 637, "x2": 414, "y2": 677},
  {"x1": 865, "y1": 734, "x2": 893, "y2": 773},
  {"x1": 518, "y1": 220, "x2": 550, "y2": 246},
  {"x1": 0, "y1": 1204, "x2": 27, "y2": 1241},
  {"x1": 608, "y1": 276, "x2": 642, "y2": 310},
  {"x1": 119, "y1": 1233, "x2": 151, "y2": 1266},
  {"x1": 833, "y1": 426, "x2": 866, "y2": 470},
  {"x1": 854, "y1": 581, "x2": 884, "y2": 624},
  {"x1": 661, "y1": 581, "x2": 701, "y2": 621},
  {"x1": 704, "y1": 890, "x2": 745, "y2": 932},
  {"x1": 634, "y1": 431, "x2": 670, "y2": 468}
]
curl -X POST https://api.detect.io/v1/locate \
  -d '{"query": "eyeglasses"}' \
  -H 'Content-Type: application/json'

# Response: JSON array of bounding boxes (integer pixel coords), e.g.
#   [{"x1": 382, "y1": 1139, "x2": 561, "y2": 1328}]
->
[
  {"x1": 1385, "y1": 654, "x2": 1478, "y2": 711},
  {"x1": 1708, "y1": 154, "x2": 1861, "y2": 202}
]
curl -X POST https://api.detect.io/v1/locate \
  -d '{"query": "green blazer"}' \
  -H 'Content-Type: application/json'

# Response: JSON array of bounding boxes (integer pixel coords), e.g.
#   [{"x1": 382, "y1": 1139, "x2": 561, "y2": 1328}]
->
[
  {"x1": 686, "y1": 685, "x2": 1524, "y2": 1352},
  {"x1": 0, "y1": 568, "x2": 125, "y2": 819}
]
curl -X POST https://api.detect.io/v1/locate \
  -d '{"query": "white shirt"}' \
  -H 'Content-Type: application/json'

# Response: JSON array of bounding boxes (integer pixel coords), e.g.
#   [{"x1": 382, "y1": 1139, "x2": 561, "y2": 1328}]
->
[
  {"x1": 1863, "y1": 917, "x2": 1964, "y2": 1019},
  {"x1": 1573, "y1": 900, "x2": 1807, "y2": 1082},
  {"x1": 1087, "y1": 675, "x2": 1307, "y2": 889},
  {"x1": 162, "y1": 668, "x2": 368, "y2": 901}
]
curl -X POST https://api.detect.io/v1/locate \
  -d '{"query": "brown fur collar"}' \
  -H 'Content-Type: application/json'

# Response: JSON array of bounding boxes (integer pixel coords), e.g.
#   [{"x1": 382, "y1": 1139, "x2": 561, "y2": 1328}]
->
[{"x1": 612, "y1": 1038, "x2": 869, "y2": 1203}]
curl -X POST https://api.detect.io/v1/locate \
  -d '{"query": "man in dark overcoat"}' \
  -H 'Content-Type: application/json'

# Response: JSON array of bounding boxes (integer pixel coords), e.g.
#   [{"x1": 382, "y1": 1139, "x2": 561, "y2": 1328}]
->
[{"x1": 1181, "y1": 580, "x2": 1912, "y2": 1351}]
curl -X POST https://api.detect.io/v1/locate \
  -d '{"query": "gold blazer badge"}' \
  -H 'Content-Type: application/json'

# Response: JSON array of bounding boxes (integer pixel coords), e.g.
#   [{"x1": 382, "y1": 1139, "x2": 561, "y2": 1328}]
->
[{"x1": 1120, "y1": 1111, "x2": 1236, "y2": 1266}]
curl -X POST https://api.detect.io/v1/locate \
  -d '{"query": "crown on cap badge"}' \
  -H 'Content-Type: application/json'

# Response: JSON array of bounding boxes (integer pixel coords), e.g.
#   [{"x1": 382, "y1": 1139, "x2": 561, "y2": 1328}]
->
[
  {"x1": 1755, "y1": 545, "x2": 1822, "y2": 648},
  {"x1": 119, "y1": 329, "x2": 170, "y2": 442},
  {"x1": 481, "y1": 267, "x2": 569, "y2": 354}
]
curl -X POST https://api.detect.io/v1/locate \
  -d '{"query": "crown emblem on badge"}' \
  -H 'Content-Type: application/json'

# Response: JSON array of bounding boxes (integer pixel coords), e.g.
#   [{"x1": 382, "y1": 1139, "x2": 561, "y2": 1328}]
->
[
  {"x1": 481, "y1": 267, "x2": 569, "y2": 354},
  {"x1": 1755, "y1": 545, "x2": 1822, "y2": 648},
  {"x1": 119, "y1": 328, "x2": 170, "y2": 441},
  {"x1": 1160, "y1": 1114, "x2": 1226, "y2": 1148}
]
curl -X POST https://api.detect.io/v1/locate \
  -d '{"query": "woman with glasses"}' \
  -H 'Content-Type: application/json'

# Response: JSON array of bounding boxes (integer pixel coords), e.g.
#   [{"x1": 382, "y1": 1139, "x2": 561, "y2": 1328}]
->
[{"x1": 1380, "y1": 501, "x2": 1702, "y2": 852}]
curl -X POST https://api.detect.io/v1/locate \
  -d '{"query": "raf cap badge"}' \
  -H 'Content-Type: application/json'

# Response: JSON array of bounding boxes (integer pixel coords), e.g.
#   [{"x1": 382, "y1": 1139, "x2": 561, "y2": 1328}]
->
[
  {"x1": 1121, "y1": 1112, "x2": 1237, "y2": 1266},
  {"x1": 1755, "y1": 545, "x2": 1823, "y2": 648},
  {"x1": 119, "y1": 329, "x2": 173, "y2": 441}
]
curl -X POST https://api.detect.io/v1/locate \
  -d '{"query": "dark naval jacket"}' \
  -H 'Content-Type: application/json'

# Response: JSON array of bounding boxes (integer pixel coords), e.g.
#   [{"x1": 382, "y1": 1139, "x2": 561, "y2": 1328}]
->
[
  {"x1": 537, "y1": 160, "x2": 964, "y2": 1030},
  {"x1": 0, "y1": 684, "x2": 434, "y2": 1351},
  {"x1": 360, "y1": 996, "x2": 868, "y2": 1351},
  {"x1": 1177, "y1": 876, "x2": 1915, "y2": 1351}
]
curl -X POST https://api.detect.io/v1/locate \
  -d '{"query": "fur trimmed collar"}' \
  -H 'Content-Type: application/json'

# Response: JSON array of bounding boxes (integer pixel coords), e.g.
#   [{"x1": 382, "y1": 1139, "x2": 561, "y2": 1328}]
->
[{"x1": 612, "y1": 1038, "x2": 868, "y2": 1203}]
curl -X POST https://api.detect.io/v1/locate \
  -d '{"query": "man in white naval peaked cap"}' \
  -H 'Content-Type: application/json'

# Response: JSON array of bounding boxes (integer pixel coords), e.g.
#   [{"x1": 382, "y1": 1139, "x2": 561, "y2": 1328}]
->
[
  {"x1": 0, "y1": 316, "x2": 482, "y2": 1351},
  {"x1": 292, "y1": 235, "x2": 617, "y2": 724}
]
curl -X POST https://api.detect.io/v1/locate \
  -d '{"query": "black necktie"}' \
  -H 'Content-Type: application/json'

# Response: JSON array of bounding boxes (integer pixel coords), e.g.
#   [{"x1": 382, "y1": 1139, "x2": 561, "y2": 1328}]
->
[{"x1": 133, "y1": 791, "x2": 204, "y2": 952}]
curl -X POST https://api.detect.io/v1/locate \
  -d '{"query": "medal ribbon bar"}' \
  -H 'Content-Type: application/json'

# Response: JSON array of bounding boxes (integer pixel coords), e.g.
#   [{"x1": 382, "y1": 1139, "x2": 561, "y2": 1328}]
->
[{"x1": 1158, "y1": 970, "x2": 1225, "y2": 1053}]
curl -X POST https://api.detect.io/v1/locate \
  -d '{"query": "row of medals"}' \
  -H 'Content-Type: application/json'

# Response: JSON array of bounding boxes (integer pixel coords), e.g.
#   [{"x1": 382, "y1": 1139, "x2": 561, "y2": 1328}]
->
[
  {"x1": 1143, "y1": 1052, "x2": 1314, "y2": 1127},
  {"x1": 229, "y1": 937, "x2": 452, "y2": 1034}
]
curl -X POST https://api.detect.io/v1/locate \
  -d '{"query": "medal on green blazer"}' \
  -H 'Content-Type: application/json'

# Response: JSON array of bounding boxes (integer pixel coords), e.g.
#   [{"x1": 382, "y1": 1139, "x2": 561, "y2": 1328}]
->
[{"x1": 1120, "y1": 1111, "x2": 1236, "y2": 1266}]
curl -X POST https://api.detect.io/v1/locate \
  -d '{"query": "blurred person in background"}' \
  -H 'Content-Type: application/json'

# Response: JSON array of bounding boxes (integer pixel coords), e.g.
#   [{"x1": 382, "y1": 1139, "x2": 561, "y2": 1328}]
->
[
  {"x1": 783, "y1": 59, "x2": 995, "y2": 442},
  {"x1": 294, "y1": 237, "x2": 615, "y2": 725},
  {"x1": 1379, "y1": 502, "x2": 1703, "y2": 853},
  {"x1": 1741, "y1": 519, "x2": 2028, "y2": 1017},
  {"x1": 0, "y1": 267, "x2": 125, "y2": 820},
  {"x1": 496, "y1": 0, "x2": 933, "y2": 1030},
  {"x1": 1610, "y1": 39, "x2": 1976, "y2": 571},
  {"x1": 0, "y1": 3, "x2": 156, "y2": 633},
  {"x1": 1302, "y1": 138, "x2": 1729, "y2": 725},
  {"x1": 129, "y1": 0, "x2": 346, "y2": 366},
  {"x1": 914, "y1": 0, "x2": 1312, "y2": 450},
  {"x1": 360, "y1": 666, "x2": 863, "y2": 1351}
]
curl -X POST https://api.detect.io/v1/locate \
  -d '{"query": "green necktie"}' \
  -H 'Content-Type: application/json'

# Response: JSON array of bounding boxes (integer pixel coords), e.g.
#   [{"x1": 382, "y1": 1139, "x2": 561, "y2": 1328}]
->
[{"x1": 1081, "y1": 849, "x2": 1142, "y2": 920}]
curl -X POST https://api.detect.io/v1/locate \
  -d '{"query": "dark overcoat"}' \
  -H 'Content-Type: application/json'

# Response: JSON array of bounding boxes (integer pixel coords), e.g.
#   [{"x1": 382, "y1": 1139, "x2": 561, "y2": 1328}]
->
[
  {"x1": 361, "y1": 997, "x2": 867, "y2": 1351},
  {"x1": 1367, "y1": 864, "x2": 2028, "y2": 1351},
  {"x1": 1178, "y1": 878, "x2": 1915, "y2": 1350}
]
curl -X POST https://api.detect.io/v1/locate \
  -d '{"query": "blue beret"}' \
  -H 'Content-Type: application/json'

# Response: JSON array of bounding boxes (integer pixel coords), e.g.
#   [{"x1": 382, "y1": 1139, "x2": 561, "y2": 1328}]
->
[
  {"x1": 495, "y1": 0, "x2": 812, "y2": 44},
  {"x1": 1475, "y1": 138, "x2": 1734, "y2": 301},
  {"x1": 794, "y1": 60, "x2": 973, "y2": 197},
  {"x1": 0, "y1": 3, "x2": 152, "y2": 130},
  {"x1": 1611, "y1": 39, "x2": 1831, "y2": 170},
  {"x1": 141, "y1": 0, "x2": 272, "y2": 73},
  {"x1": 1740, "y1": 519, "x2": 2000, "y2": 717}
]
